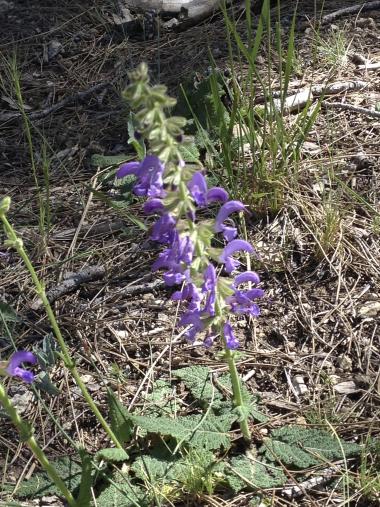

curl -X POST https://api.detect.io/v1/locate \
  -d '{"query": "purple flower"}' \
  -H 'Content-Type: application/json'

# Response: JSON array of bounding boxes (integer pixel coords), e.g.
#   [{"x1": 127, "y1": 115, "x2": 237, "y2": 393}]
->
[
  {"x1": 234, "y1": 271, "x2": 260, "y2": 286},
  {"x1": 228, "y1": 288, "x2": 264, "y2": 316},
  {"x1": 150, "y1": 213, "x2": 176, "y2": 244},
  {"x1": 172, "y1": 282, "x2": 203, "y2": 311},
  {"x1": 207, "y1": 187, "x2": 228, "y2": 203},
  {"x1": 219, "y1": 240, "x2": 254, "y2": 274},
  {"x1": 188, "y1": 172, "x2": 208, "y2": 206},
  {"x1": 117, "y1": 155, "x2": 165, "y2": 198},
  {"x1": 6, "y1": 351, "x2": 37, "y2": 384},
  {"x1": 214, "y1": 201, "x2": 246, "y2": 241},
  {"x1": 153, "y1": 234, "x2": 194, "y2": 286},
  {"x1": 144, "y1": 198, "x2": 164, "y2": 215},
  {"x1": 202, "y1": 264, "x2": 217, "y2": 316},
  {"x1": 223, "y1": 322, "x2": 239, "y2": 350},
  {"x1": 179, "y1": 310, "x2": 204, "y2": 343},
  {"x1": 188, "y1": 172, "x2": 229, "y2": 208},
  {"x1": 203, "y1": 330, "x2": 217, "y2": 348}
]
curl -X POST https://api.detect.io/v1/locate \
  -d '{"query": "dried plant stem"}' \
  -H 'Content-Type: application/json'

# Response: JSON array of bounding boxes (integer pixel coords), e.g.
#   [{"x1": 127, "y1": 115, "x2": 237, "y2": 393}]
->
[
  {"x1": 0, "y1": 212, "x2": 123, "y2": 450},
  {"x1": 0, "y1": 382, "x2": 77, "y2": 507}
]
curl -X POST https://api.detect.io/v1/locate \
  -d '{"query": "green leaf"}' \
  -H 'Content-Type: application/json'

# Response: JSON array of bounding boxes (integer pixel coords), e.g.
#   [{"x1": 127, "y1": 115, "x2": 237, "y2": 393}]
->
[
  {"x1": 10, "y1": 456, "x2": 82, "y2": 499},
  {"x1": 34, "y1": 371, "x2": 60, "y2": 396},
  {"x1": 218, "y1": 374, "x2": 269, "y2": 423},
  {"x1": 178, "y1": 141, "x2": 200, "y2": 163},
  {"x1": 261, "y1": 426, "x2": 362, "y2": 469},
  {"x1": 173, "y1": 366, "x2": 221, "y2": 405},
  {"x1": 131, "y1": 412, "x2": 235, "y2": 451},
  {"x1": 96, "y1": 478, "x2": 148, "y2": 507},
  {"x1": 0, "y1": 302, "x2": 19, "y2": 323},
  {"x1": 227, "y1": 456, "x2": 286, "y2": 493},
  {"x1": 90, "y1": 154, "x2": 129, "y2": 168},
  {"x1": 141, "y1": 379, "x2": 176, "y2": 417},
  {"x1": 107, "y1": 389, "x2": 133, "y2": 445},
  {"x1": 76, "y1": 448, "x2": 93, "y2": 507},
  {"x1": 131, "y1": 455, "x2": 182, "y2": 484},
  {"x1": 95, "y1": 448, "x2": 129, "y2": 463}
]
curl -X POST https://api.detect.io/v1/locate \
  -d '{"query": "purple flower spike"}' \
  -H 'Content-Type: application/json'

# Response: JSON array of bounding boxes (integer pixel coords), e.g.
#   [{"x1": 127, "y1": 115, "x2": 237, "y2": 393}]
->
[
  {"x1": 234, "y1": 271, "x2": 260, "y2": 286},
  {"x1": 6, "y1": 351, "x2": 37, "y2": 384},
  {"x1": 214, "y1": 201, "x2": 246, "y2": 241},
  {"x1": 206, "y1": 187, "x2": 228, "y2": 203},
  {"x1": 219, "y1": 239, "x2": 254, "y2": 274},
  {"x1": 228, "y1": 287, "x2": 264, "y2": 316},
  {"x1": 188, "y1": 172, "x2": 208, "y2": 207},
  {"x1": 223, "y1": 322, "x2": 239, "y2": 350}
]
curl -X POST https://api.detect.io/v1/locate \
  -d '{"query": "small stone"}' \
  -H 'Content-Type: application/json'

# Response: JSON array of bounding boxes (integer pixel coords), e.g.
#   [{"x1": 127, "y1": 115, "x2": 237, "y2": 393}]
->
[
  {"x1": 337, "y1": 354, "x2": 352, "y2": 372},
  {"x1": 333, "y1": 380, "x2": 358, "y2": 394},
  {"x1": 358, "y1": 301, "x2": 380, "y2": 317}
]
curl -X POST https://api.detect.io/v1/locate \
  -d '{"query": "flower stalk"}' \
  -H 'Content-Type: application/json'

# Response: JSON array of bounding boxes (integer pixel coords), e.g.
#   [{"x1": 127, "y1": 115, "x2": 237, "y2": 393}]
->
[
  {"x1": 0, "y1": 206, "x2": 123, "y2": 450},
  {"x1": 116, "y1": 63, "x2": 265, "y2": 442},
  {"x1": 0, "y1": 381, "x2": 77, "y2": 506}
]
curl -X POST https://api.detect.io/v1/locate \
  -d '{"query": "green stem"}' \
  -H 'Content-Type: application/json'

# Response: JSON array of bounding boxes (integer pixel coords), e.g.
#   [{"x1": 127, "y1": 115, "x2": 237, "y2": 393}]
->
[
  {"x1": 0, "y1": 382, "x2": 77, "y2": 507},
  {"x1": 0, "y1": 214, "x2": 123, "y2": 450},
  {"x1": 224, "y1": 346, "x2": 251, "y2": 442}
]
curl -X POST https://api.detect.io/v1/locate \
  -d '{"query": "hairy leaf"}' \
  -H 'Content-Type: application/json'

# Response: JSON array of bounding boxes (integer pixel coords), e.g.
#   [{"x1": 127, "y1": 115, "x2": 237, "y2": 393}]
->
[
  {"x1": 131, "y1": 412, "x2": 234, "y2": 451},
  {"x1": 10, "y1": 456, "x2": 81, "y2": 499},
  {"x1": 96, "y1": 479, "x2": 147, "y2": 507},
  {"x1": 107, "y1": 389, "x2": 133, "y2": 445},
  {"x1": 95, "y1": 448, "x2": 129, "y2": 463},
  {"x1": 227, "y1": 456, "x2": 286, "y2": 493},
  {"x1": 261, "y1": 426, "x2": 362, "y2": 469}
]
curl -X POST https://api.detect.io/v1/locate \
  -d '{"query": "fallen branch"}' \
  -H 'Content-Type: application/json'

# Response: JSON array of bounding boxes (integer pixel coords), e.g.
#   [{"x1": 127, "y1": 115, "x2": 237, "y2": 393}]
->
[
  {"x1": 255, "y1": 80, "x2": 368, "y2": 104},
  {"x1": 0, "y1": 82, "x2": 111, "y2": 123},
  {"x1": 119, "y1": 279, "x2": 165, "y2": 296},
  {"x1": 358, "y1": 62, "x2": 380, "y2": 70},
  {"x1": 282, "y1": 463, "x2": 344, "y2": 499},
  {"x1": 31, "y1": 265, "x2": 106, "y2": 309},
  {"x1": 319, "y1": 1, "x2": 380, "y2": 25},
  {"x1": 323, "y1": 101, "x2": 380, "y2": 119}
]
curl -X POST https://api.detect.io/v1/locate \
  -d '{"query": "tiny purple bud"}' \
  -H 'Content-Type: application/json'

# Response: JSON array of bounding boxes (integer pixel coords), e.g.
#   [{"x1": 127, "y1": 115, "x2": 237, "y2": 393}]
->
[{"x1": 6, "y1": 351, "x2": 37, "y2": 384}]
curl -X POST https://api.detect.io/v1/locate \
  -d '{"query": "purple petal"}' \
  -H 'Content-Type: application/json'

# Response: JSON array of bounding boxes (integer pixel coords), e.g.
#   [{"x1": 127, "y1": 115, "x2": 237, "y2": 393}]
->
[
  {"x1": 188, "y1": 172, "x2": 208, "y2": 207},
  {"x1": 202, "y1": 264, "x2": 216, "y2": 291},
  {"x1": 150, "y1": 214, "x2": 176, "y2": 244},
  {"x1": 219, "y1": 240, "x2": 254, "y2": 262},
  {"x1": 206, "y1": 187, "x2": 229, "y2": 203},
  {"x1": 214, "y1": 201, "x2": 246, "y2": 233},
  {"x1": 163, "y1": 271, "x2": 186, "y2": 286},
  {"x1": 223, "y1": 322, "x2": 239, "y2": 350},
  {"x1": 6, "y1": 351, "x2": 37, "y2": 384},
  {"x1": 116, "y1": 161, "x2": 140, "y2": 178},
  {"x1": 246, "y1": 288, "x2": 265, "y2": 299},
  {"x1": 144, "y1": 199, "x2": 164, "y2": 215},
  {"x1": 234, "y1": 271, "x2": 260, "y2": 286},
  {"x1": 221, "y1": 226, "x2": 238, "y2": 242}
]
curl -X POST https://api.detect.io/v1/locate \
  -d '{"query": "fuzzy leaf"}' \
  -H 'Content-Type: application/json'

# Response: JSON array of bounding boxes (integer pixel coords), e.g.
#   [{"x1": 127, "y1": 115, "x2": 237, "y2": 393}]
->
[
  {"x1": 90, "y1": 153, "x2": 129, "y2": 168},
  {"x1": 10, "y1": 456, "x2": 82, "y2": 499},
  {"x1": 96, "y1": 479, "x2": 148, "y2": 507},
  {"x1": 261, "y1": 426, "x2": 362, "y2": 469},
  {"x1": 178, "y1": 142, "x2": 200, "y2": 163},
  {"x1": 107, "y1": 389, "x2": 133, "y2": 445},
  {"x1": 173, "y1": 366, "x2": 221, "y2": 405},
  {"x1": 0, "y1": 302, "x2": 19, "y2": 323},
  {"x1": 131, "y1": 412, "x2": 234, "y2": 451},
  {"x1": 227, "y1": 456, "x2": 286, "y2": 493},
  {"x1": 95, "y1": 448, "x2": 129, "y2": 463}
]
